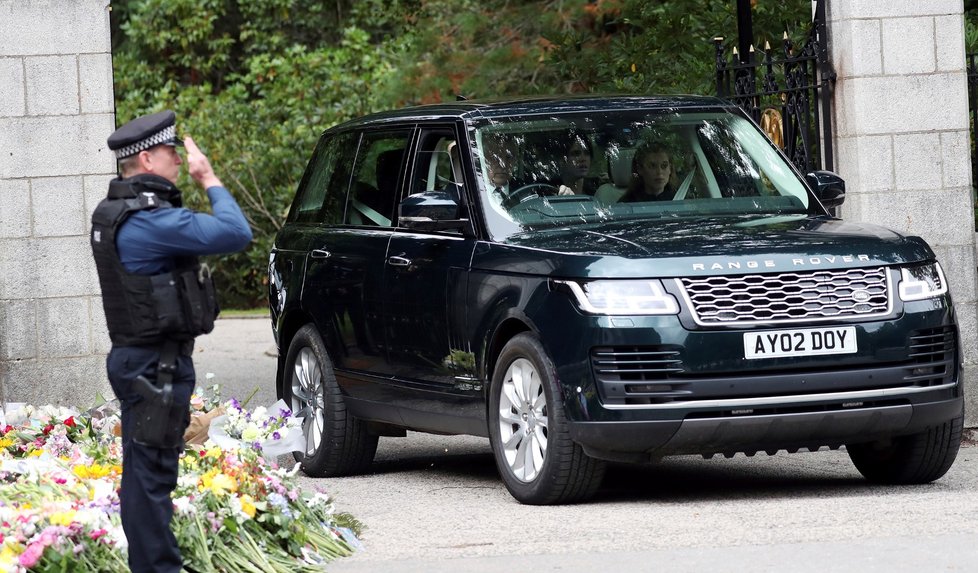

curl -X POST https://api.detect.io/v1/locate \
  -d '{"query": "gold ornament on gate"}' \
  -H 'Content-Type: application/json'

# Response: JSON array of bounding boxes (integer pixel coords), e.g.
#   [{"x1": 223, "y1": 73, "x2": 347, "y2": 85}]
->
[{"x1": 760, "y1": 108, "x2": 784, "y2": 149}]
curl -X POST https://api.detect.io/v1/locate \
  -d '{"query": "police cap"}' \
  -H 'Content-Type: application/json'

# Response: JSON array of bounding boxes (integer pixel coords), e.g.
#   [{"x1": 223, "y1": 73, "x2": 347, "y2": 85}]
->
[{"x1": 107, "y1": 110, "x2": 184, "y2": 159}]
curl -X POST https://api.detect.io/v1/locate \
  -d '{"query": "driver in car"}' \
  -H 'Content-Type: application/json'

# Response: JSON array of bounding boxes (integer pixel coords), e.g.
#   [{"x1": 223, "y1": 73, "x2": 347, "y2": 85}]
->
[{"x1": 482, "y1": 134, "x2": 522, "y2": 216}]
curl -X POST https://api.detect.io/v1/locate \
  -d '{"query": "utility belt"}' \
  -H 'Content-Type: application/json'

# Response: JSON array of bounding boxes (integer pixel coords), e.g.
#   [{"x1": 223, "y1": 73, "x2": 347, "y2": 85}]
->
[
  {"x1": 148, "y1": 264, "x2": 218, "y2": 341},
  {"x1": 131, "y1": 339, "x2": 191, "y2": 449}
]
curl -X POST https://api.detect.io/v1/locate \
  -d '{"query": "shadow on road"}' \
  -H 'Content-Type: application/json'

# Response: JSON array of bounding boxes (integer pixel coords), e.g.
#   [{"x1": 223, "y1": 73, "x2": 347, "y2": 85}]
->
[
  {"x1": 317, "y1": 431, "x2": 957, "y2": 504},
  {"x1": 595, "y1": 457, "x2": 878, "y2": 503}
]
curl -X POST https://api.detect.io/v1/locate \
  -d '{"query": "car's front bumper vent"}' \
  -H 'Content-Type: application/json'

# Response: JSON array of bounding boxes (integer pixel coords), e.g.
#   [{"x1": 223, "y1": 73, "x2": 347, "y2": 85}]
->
[
  {"x1": 677, "y1": 267, "x2": 891, "y2": 326},
  {"x1": 905, "y1": 326, "x2": 957, "y2": 387},
  {"x1": 591, "y1": 346, "x2": 688, "y2": 404}
]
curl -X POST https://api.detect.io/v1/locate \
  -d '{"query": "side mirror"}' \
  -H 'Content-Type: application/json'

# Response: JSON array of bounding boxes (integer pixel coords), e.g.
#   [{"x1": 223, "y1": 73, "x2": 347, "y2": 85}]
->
[
  {"x1": 398, "y1": 191, "x2": 469, "y2": 232},
  {"x1": 805, "y1": 170, "x2": 846, "y2": 209}
]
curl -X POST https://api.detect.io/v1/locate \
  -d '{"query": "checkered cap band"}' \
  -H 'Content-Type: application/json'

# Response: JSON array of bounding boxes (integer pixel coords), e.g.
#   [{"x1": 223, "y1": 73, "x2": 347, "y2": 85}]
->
[{"x1": 114, "y1": 125, "x2": 177, "y2": 159}]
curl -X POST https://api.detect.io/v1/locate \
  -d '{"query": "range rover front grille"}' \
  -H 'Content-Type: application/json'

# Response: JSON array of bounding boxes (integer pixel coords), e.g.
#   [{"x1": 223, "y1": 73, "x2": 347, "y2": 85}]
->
[
  {"x1": 905, "y1": 326, "x2": 957, "y2": 387},
  {"x1": 677, "y1": 267, "x2": 891, "y2": 326}
]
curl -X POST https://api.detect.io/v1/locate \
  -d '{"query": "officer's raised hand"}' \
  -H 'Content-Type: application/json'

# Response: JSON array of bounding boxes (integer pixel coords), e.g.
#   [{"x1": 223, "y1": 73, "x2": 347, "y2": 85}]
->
[{"x1": 184, "y1": 136, "x2": 223, "y2": 189}]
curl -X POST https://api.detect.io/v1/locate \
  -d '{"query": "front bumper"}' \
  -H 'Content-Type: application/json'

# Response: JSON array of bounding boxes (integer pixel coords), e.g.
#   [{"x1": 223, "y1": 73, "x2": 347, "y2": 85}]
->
[
  {"x1": 534, "y1": 292, "x2": 961, "y2": 462},
  {"x1": 568, "y1": 387, "x2": 962, "y2": 462}
]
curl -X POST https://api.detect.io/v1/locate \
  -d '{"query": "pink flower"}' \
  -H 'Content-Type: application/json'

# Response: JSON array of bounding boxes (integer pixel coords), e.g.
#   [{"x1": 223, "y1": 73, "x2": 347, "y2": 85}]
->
[
  {"x1": 18, "y1": 542, "x2": 45, "y2": 567},
  {"x1": 89, "y1": 528, "x2": 107, "y2": 541},
  {"x1": 37, "y1": 528, "x2": 58, "y2": 545}
]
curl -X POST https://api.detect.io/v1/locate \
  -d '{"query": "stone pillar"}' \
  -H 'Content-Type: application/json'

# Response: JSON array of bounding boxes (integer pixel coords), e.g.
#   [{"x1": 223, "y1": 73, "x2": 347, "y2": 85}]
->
[
  {"x1": 828, "y1": 1, "x2": 978, "y2": 424},
  {"x1": 0, "y1": 0, "x2": 115, "y2": 407}
]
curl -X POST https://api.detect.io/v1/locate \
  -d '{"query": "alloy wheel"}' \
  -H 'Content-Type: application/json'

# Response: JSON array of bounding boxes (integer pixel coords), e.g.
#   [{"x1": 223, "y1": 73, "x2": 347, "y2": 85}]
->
[
  {"x1": 290, "y1": 346, "x2": 325, "y2": 456},
  {"x1": 497, "y1": 357, "x2": 549, "y2": 482}
]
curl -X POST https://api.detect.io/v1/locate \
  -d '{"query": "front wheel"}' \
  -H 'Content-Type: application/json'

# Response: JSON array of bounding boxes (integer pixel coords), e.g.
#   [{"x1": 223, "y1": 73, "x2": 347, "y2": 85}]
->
[
  {"x1": 284, "y1": 324, "x2": 377, "y2": 477},
  {"x1": 487, "y1": 333, "x2": 605, "y2": 504},
  {"x1": 847, "y1": 415, "x2": 963, "y2": 484}
]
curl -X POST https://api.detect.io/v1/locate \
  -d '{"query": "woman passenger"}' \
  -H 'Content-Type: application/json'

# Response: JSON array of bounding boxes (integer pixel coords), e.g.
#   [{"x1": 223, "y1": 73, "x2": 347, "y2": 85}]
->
[
  {"x1": 554, "y1": 131, "x2": 600, "y2": 196},
  {"x1": 620, "y1": 143, "x2": 677, "y2": 202}
]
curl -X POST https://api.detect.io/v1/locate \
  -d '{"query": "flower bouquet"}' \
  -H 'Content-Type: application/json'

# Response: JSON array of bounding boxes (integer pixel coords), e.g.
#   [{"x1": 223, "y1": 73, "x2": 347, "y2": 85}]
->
[
  {"x1": 185, "y1": 381, "x2": 225, "y2": 445},
  {"x1": 0, "y1": 398, "x2": 360, "y2": 572},
  {"x1": 207, "y1": 398, "x2": 306, "y2": 458}
]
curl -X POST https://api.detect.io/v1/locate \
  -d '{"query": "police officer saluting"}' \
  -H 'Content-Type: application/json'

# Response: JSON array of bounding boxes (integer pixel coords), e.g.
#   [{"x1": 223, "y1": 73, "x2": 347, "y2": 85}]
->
[{"x1": 91, "y1": 110, "x2": 252, "y2": 572}]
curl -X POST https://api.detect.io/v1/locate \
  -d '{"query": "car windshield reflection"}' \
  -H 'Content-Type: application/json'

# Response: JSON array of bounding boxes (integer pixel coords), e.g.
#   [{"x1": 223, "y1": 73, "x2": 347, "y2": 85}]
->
[{"x1": 471, "y1": 110, "x2": 810, "y2": 239}]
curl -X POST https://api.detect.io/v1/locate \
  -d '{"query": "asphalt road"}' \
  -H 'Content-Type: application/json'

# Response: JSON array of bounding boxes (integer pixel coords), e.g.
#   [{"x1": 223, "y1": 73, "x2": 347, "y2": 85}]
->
[{"x1": 194, "y1": 318, "x2": 978, "y2": 573}]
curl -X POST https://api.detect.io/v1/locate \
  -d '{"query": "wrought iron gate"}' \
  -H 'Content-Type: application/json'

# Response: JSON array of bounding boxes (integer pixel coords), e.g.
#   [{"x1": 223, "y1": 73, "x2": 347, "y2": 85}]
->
[{"x1": 714, "y1": 0, "x2": 836, "y2": 173}]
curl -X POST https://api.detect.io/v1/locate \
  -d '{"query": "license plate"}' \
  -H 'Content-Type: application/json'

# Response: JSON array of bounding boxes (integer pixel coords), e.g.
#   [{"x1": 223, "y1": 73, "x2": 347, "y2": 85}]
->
[{"x1": 744, "y1": 326, "x2": 857, "y2": 359}]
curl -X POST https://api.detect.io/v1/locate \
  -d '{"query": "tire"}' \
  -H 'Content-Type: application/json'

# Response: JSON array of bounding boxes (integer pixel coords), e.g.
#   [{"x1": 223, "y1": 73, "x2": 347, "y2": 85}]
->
[
  {"x1": 847, "y1": 415, "x2": 963, "y2": 485},
  {"x1": 487, "y1": 333, "x2": 605, "y2": 504},
  {"x1": 283, "y1": 324, "x2": 377, "y2": 477}
]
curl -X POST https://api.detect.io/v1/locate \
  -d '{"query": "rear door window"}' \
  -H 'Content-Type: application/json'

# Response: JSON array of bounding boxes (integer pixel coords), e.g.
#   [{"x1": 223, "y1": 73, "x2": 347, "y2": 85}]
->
[
  {"x1": 346, "y1": 130, "x2": 413, "y2": 227},
  {"x1": 288, "y1": 131, "x2": 357, "y2": 224}
]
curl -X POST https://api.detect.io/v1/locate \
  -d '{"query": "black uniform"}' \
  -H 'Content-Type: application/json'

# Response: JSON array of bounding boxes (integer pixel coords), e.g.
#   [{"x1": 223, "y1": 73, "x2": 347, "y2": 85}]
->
[{"x1": 93, "y1": 111, "x2": 251, "y2": 573}]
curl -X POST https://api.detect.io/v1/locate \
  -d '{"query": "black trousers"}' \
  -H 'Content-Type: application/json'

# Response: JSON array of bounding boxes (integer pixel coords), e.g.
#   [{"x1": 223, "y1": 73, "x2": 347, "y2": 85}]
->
[{"x1": 107, "y1": 345, "x2": 195, "y2": 573}]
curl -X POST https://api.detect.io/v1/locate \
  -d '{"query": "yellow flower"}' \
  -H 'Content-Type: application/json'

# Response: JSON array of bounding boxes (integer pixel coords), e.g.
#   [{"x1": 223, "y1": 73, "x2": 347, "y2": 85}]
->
[
  {"x1": 49, "y1": 510, "x2": 76, "y2": 526},
  {"x1": 1, "y1": 546, "x2": 15, "y2": 563},
  {"x1": 240, "y1": 494, "x2": 257, "y2": 518},
  {"x1": 209, "y1": 473, "x2": 237, "y2": 496},
  {"x1": 0, "y1": 543, "x2": 21, "y2": 565},
  {"x1": 27, "y1": 449, "x2": 43, "y2": 457},
  {"x1": 199, "y1": 468, "x2": 219, "y2": 491},
  {"x1": 206, "y1": 446, "x2": 222, "y2": 458},
  {"x1": 201, "y1": 468, "x2": 237, "y2": 496},
  {"x1": 0, "y1": 437, "x2": 13, "y2": 448},
  {"x1": 72, "y1": 463, "x2": 112, "y2": 479}
]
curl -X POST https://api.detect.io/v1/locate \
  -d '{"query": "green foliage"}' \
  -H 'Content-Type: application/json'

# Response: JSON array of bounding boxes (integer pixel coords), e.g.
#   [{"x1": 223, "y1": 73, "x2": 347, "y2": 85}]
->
[
  {"x1": 113, "y1": 1, "x2": 404, "y2": 307},
  {"x1": 112, "y1": 0, "x2": 813, "y2": 307},
  {"x1": 378, "y1": 0, "x2": 812, "y2": 103}
]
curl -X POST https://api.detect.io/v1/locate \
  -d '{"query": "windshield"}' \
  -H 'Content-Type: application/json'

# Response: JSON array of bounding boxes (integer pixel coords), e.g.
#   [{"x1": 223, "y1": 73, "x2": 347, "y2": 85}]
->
[{"x1": 469, "y1": 109, "x2": 812, "y2": 240}]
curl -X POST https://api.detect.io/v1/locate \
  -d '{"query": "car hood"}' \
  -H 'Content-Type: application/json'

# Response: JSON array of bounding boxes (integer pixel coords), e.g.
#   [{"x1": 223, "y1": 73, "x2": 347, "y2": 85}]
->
[{"x1": 475, "y1": 215, "x2": 935, "y2": 278}]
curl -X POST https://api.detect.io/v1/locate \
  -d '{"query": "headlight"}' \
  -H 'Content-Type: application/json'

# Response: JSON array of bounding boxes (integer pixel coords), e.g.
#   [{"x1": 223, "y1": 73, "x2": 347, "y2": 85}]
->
[
  {"x1": 898, "y1": 262, "x2": 948, "y2": 301},
  {"x1": 555, "y1": 279, "x2": 680, "y2": 315}
]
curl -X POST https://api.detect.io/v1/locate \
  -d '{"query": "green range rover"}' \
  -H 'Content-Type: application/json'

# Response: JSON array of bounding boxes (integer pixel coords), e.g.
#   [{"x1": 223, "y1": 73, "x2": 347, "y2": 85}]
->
[{"x1": 267, "y1": 96, "x2": 962, "y2": 504}]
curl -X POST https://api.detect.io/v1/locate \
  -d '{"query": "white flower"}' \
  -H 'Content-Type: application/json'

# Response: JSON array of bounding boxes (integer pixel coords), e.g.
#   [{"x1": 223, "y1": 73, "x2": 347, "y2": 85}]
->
[
  {"x1": 241, "y1": 424, "x2": 260, "y2": 441},
  {"x1": 172, "y1": 496, "x2": 196, "y2": 515},
  {"x1": 306, "y1": 492, "x2": 333, "y2": 510}
]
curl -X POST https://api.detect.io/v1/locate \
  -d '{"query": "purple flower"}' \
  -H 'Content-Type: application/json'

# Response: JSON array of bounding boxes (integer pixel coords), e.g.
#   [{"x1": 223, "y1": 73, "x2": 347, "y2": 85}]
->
[{"x1": 272, "y1": 431, "x2": 281, "y2": 441}]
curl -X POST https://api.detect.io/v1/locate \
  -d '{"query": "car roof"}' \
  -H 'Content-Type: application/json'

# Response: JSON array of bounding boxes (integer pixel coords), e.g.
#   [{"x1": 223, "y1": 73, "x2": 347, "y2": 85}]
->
[{"x1": 326, "y1": 94, "x2": 733, "y2": 133}]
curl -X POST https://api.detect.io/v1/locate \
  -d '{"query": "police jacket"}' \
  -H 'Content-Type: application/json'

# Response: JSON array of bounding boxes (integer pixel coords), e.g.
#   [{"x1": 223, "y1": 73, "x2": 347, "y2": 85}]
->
[{"x1": 91, "y1": 174, "x2": 252, "y2": 346}]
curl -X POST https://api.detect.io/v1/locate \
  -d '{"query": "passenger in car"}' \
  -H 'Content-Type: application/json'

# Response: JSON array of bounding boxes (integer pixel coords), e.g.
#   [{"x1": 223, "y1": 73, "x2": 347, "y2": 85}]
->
[
  {"x1": 619, "y1": 142, "x2": 678, "y2": 203},
  {"x1": 482, "y1": 134, "x2": 521, "y2": 216},
  {"x1": 554, "y1": 131, "x2": 601, "y2": 196}
]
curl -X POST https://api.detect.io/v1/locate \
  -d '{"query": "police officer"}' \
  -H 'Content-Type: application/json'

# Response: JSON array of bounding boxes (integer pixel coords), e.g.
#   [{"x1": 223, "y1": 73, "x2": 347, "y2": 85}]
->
[{"x1": 91, "y1": 110, "x2": 252, "y2": 572}]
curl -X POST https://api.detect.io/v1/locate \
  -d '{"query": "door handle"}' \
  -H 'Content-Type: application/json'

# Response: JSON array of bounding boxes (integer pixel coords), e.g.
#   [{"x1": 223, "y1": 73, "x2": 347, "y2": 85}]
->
[
  {"x1": 310, "y1": 249, "x2": 331, "y2": 259},
  {"x1": 387, "y1": 255, "x2": 411, "y2": 267}
]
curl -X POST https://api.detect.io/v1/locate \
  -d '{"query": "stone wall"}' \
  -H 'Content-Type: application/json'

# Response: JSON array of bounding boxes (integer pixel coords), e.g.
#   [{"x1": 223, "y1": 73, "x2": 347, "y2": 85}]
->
[
  {"x1": 828, "y1": 1, "x2": 978, "y2": 424},
  {"x1": 0, "y1": 0, "x2": 115, "y2": 406}
]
